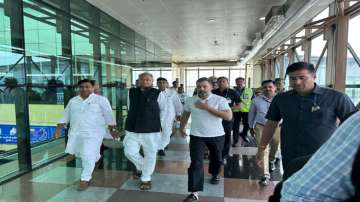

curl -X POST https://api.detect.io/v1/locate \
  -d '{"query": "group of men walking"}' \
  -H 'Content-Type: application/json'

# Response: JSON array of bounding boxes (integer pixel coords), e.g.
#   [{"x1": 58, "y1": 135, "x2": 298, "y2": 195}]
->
[{"x1": 55, "y1": 61, "x2": 357, "y2": 202}]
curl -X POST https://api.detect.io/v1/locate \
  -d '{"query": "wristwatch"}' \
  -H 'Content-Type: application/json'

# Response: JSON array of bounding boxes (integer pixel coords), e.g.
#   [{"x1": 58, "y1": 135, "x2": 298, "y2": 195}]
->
[{"x1": 110, "y1": 127, "x2": 117, "y2": 132}]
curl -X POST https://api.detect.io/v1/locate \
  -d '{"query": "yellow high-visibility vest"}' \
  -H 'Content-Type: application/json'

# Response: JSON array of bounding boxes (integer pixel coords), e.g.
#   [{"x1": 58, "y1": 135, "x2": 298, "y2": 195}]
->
[{"x1": 233, "y1": 88, "x2": 253, "y2": 113}]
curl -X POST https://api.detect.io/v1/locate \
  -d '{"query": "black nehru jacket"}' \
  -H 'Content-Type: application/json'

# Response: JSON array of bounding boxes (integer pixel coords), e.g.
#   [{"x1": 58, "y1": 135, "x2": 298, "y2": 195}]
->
[{"x1": 125, "y1": 87, "x2": 161, "y2": 133}]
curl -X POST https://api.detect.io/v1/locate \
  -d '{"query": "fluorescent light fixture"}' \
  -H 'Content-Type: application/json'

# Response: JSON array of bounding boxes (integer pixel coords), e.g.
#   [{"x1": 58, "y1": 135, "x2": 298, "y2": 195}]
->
[{"x1": 259, "y1": 17, "x2": 265, "y2": 21}]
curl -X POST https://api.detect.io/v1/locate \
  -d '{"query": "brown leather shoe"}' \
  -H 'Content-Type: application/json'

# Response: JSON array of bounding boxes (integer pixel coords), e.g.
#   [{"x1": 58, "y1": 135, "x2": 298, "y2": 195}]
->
[{"x1": 77, "y1": 180, "x2": 90, "y2": 191}]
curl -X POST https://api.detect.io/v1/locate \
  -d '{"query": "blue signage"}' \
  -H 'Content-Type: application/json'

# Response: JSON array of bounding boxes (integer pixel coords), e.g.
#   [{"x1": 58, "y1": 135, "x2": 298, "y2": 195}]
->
[{"x1": 0, "y1": 125, "x2": 65, "y2": 144}]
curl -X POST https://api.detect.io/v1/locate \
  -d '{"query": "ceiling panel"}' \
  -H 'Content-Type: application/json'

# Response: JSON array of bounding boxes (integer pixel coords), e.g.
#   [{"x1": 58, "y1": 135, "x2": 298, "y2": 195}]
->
[{"x1": 87, "y1": 0, "x2": 287, "y2": 62}]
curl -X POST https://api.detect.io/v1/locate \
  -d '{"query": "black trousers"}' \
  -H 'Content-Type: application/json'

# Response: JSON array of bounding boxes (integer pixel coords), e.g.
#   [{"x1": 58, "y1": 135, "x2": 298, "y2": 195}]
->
[
  {"x1": 222, "y1": 121, "x2": 233, "y2": 159},
  {"x1": 188, "y1": 135, "x2": 225, "y2": 192},
  {"x1": 232, "y1": 112, "x2": 249, "y2": 143}
]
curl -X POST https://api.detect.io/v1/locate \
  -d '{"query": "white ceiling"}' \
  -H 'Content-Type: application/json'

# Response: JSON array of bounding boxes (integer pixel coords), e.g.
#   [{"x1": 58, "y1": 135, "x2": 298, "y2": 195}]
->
[{"x1": 86, "y1": 0, "x2": 286, "y2": 62}]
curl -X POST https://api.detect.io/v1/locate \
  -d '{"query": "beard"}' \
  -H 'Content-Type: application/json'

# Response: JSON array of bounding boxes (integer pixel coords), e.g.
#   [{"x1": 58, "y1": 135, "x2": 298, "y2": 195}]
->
[{"x1": 198, "y1": 90, "x2": 210, "y2": 99}]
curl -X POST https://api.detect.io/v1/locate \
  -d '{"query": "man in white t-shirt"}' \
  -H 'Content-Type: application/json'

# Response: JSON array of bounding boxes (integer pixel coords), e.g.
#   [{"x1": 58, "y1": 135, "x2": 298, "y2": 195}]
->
[{"x1": 180, "y1": 77, "x2": 232, "y2": 202}]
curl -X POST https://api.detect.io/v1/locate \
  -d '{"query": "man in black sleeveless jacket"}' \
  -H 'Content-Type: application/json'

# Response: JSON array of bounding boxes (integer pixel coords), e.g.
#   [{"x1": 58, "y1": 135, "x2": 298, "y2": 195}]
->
[{"x1": 123, "y1": 72, "x2": 167, "y2": 191}]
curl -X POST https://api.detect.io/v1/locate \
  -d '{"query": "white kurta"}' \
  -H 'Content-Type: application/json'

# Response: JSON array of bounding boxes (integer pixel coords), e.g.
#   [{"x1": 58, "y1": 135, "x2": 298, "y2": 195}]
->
[
  {"x1": 159, "y1": 88, "x2": 183, "y2": 149},
  {"x1": 59, "y1": 93, "x2": 115, "y2": 181}
]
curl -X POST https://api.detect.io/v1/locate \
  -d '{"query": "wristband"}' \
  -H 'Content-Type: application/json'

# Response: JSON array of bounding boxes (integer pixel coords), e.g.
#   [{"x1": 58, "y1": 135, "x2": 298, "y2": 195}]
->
[{"x1": 258, "y1": 145, "x2": 266, "y2": 150}]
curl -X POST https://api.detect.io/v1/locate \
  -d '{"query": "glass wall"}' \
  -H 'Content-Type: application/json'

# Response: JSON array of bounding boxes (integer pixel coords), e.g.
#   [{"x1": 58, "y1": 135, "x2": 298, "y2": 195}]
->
[
  {"x1": 311, "y1": 34, "x2": 327, "y2": 86},
  {"x1": 346, "y1": 13, "x2": 360, "y2": 105},
  {"x1": 132, "y1": 68, "x2": 172, "y2": 87},
  {"x1": 0, "y1": 0, "x2": 170, "y2": 183},
  {"x1": 185, "y1": 67, "x2": 246, "y2": 95},
  {"x1": 294, "y1": 46, "x2": 305, "y2": 62},
  {"x1": 0, "y1": 0, "x2": 27, "y2": 181},
  {"x1": 0, "y1": 46, "x2": 24, "y2": 180}
]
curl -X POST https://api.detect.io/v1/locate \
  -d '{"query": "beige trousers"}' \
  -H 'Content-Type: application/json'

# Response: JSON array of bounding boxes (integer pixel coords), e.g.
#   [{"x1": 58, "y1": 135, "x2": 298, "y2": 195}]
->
[
  {"x1": 269, "y1": 127, "x2": 281, "y2": 162},
  {"x1": 254, "y1": 124, "x2": 280, "y2": 177}
]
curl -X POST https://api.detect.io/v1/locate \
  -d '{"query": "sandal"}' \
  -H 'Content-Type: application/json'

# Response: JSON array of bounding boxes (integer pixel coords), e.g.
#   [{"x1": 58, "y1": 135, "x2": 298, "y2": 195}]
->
[{"x1": 139, "y1": 181, "x2": 151, "y2": 190}]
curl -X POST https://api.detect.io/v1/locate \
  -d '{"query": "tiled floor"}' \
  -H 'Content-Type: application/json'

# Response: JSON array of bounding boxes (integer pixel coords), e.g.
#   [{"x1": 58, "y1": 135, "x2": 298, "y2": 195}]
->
[{"x1": 0, "y1": 133, "x2": 281, "y2": 202}]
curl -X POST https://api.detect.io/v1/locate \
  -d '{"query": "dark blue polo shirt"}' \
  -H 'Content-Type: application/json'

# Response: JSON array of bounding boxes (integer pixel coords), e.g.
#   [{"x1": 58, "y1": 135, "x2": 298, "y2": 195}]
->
[
  {"x1": 212, "y1": 88, "x2": 240, "y2": 129},
  {"x1": 266, "y1": 84, "x2": 357, "y2": 168}
]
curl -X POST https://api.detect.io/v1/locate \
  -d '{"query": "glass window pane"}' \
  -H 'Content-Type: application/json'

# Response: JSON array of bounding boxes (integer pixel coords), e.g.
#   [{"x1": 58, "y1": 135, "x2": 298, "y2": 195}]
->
[
  {"x1": 346, "y1": 14, "x2": 360, "y2": 104},
  {"x1": 348, "y1": 14, "x2": 360, "y2": 58},
  {"x1": 345, "y1": 88, "x2": 360, "y2": 105},
  {"x1": 230, "y1": 69, "x2": 244, "y2": 87},
  {"x1": 283, "y1": 53, "x2": 289, "y2": 75},
  {"x1": 350, "y1": 1, "x2": 357, "y2": 6},
  {"x1": 120, "y1": 40, "x2": 135, "y2": 64},
  {"x1": 295, "y1": 30, "x2": 305, "y2": 43},
  {"x1": 295, "y1": 46, "x2": 304, "y2": 62},
  {"x1": 161, "y1": 70, "x2": 172, "y2": 82},
  {"x1": 23, "y1": 1, "x2": 62, "y2": 56},
  {"x1": 135, "y1": 47, "x2": 145, "y2": 64},
  {"x1": 0, "y1": 1, "x2": 11, "y2": 46},
  {"x1": 311, "y1": 35, "x2": 327, "y2": 86},
  {"x1": 311, "y1": 8, "x2": 329, "y2": 33},
  {"x1": 186, "y1": 69, "x2": 198, "y2": 95},
  {"x1": 312, "y1": 8, "x2": 329, "y2": 22},
  {"x1": 214, "y1": 69, "x2": 229, "y2": 78},
  {"x1": 135, "y1": 33, "x2": 146, "y2": 49},
  {"x1": 0, "y1": 44, "x2": 24, "y2": 179},
  {"x1": 199, "y1": 70, "x2": 213, "y2": 78},
  {"x1": 275, "y1": 58, "x2": 282, "y2": 78}
]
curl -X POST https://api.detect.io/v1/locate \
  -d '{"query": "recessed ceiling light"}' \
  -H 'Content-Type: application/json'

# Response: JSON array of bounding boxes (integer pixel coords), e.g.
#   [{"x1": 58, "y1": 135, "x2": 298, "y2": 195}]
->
[
  {"x1": 259, "y1": 17, "x2": 265, "y2": 21},
  {"x1": 208, "y1": 18, "x2": 216, "y2": 22}
]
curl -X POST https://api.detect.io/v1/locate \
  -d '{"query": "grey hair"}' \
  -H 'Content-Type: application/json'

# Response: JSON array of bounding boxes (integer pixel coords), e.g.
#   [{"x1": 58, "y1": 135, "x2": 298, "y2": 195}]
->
[{"x1": 138, "y1": 72, "x2": 153, "y2": 80}]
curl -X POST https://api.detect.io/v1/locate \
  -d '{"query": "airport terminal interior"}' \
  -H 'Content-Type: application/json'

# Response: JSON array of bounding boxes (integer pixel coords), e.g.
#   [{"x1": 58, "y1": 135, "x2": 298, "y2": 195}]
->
[{"x1": 0, "y1": 0, "x2": 360, "y2": 201}]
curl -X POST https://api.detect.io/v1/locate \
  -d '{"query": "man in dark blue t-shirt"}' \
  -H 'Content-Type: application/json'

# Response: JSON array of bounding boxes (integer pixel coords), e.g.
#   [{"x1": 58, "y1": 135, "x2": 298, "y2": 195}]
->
[{"x1": 212, "y1": 76, "x2": 240, "y2": 159}]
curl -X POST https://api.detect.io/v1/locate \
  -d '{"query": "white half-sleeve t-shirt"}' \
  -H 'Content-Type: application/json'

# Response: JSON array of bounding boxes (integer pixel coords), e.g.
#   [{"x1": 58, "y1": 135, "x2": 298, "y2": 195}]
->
[{"x1": 184, "y1": 93, "x2": 231, "y2": 137}]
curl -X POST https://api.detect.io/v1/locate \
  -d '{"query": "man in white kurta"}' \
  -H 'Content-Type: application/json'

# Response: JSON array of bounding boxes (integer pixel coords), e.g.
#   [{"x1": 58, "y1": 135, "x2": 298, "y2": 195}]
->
[
  {"x1": 123, "y1": 73, "x2": 166, "y2": 190},
  {"x1": 55, "y1": 79, "x2": 117, "y2": 191},
  {"x1": 156, "y1": 77, "x2": 183, "y2": 155}
]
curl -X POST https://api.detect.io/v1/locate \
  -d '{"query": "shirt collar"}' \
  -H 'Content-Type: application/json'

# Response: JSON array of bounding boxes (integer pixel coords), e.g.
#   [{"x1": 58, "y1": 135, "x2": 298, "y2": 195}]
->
[
  {"x1": 312, "y1": 83, "x2": 324, "y2": 95},
  {"x1": 260, "y1": 95, "x2": 273, "y2": 102},
  {"x1": 78, "y1": 93, "x2": 95, "y2": 101},
  {"x1": 289, "y1": 83, "x2": 324, "y2": 95}
]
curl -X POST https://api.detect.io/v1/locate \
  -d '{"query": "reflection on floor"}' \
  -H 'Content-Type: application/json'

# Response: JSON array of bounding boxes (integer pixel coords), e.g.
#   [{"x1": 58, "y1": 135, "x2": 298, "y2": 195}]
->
[{"x1": 0, "y1": 134, "x2": 282, "y2": 202}]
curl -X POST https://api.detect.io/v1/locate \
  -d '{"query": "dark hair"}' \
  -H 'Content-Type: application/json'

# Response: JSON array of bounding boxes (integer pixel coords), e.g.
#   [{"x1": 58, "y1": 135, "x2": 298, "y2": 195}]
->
[
  {"x1": 217, "y1": 76, "x2": 229, "y2": 82},
  {"x1": 274, "y1": 78, "x2": 284, "y2": 83},
  {"x1": 77, "y1": 79, "x2": 95, "y2": 86},
  {"x1": 261, "y1": 80, "x2": 275, "y2": 86},
  {"x1": 172, "y1": 81, "x2": 178, "y2": 85},
  {"x1": 286, "y1": 62, "x2": 315, "y2": 74},
  {"x1": 157, "y1": 77, "x2": 168, "y2": 82},
  {"x1": 235, "y1": 77, "x2": 245, "y2": 82},
  {"x1": 196, "y1": 77, "x2": 211, "y2": 85}
]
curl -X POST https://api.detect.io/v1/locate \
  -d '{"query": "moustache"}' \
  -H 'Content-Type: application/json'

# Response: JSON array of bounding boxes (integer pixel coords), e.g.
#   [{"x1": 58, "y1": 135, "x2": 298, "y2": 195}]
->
[{"x1": 198, "y1": 91, "x2": 209, "y2": 98}]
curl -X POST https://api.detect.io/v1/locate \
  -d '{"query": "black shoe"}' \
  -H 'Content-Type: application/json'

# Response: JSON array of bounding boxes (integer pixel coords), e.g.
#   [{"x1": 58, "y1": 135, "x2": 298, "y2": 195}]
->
[
  {"x1": 269, "y1": 161, "x2": 276, "y2": 172},
  {"x1": 158, "y1": 149, "x2": 165, "y2": 156},
  {"x1": 210, "y1": 175, "x2": 220, "y2": 185},
  {"x1": 259, "y1": 176, "x2": 270, "y2": 186},
  {"x1": 232, "y1": 143, "x2": 237, "y2": 147},
  {"x1": 183, "y1": 194, "x2": 199, "y2": 202}
]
